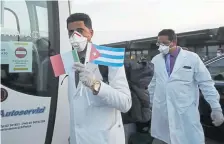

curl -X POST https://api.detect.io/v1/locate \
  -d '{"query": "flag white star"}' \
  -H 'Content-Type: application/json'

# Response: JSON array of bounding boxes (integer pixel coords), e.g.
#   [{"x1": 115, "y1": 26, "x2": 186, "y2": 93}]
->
[{"x1": 93, "y1": 52, "x2": 96, "y2": 56}]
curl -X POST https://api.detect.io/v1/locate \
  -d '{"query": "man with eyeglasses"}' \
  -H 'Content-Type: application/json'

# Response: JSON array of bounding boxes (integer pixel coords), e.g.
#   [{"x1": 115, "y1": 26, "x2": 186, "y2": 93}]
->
[
  {"x1": 217, "y1": 47, "x2": 224, "y2": 57},
  {"x1": 149, "y1": 29, "x2": 224, "y2": 144}
]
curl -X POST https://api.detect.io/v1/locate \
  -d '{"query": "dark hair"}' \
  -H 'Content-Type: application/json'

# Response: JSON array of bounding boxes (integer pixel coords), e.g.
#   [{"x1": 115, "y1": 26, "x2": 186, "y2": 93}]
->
[
  {"x1": 67, "y1": 13, "x2": 92, "y2": 29},
  {"x1": 158, "y1": 29, "x2": 177, "y2": 42}
]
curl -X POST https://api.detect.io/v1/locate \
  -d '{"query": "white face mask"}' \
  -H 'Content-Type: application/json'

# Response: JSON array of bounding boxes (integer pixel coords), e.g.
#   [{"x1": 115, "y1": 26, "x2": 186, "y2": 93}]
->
[
  {"x1": 217, "y1": 53, "x2": 221, "y2": 57},
  {"x1": 69, "y1": 31, "x2": 88, "y2": 52},
  {"x1": 158, "y1": 45, "x2": 170, "y2": 55}
]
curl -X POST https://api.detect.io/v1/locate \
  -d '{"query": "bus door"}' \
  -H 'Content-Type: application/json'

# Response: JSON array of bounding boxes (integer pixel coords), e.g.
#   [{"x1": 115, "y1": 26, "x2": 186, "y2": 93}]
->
[{"x1": 1, "y1": 1, "x2": 60, "y2": 144}]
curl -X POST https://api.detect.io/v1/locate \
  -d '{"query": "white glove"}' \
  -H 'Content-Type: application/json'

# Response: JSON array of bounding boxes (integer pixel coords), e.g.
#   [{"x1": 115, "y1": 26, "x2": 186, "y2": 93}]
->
[
  {"x1": 73, "y1": 62, "x2": 96, "y2": 88},
  {"x1": 211, "y1": 108, "x2": 224, "y2": 126},
  {"x1": 69, "y1": 31, "x2": 87, "y2": 52}
]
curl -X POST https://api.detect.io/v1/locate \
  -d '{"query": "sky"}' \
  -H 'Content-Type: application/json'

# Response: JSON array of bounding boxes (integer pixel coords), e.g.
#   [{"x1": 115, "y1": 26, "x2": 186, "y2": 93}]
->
[
  {"x1": 1, "y1": 1, "x2": 48, "y2": 37},
  {"x1": 71, "y1": 0, "x2": 224, "y2": 44},
  {"x1": 1, "y1": 0, "x2": 224, "y2": 45}
]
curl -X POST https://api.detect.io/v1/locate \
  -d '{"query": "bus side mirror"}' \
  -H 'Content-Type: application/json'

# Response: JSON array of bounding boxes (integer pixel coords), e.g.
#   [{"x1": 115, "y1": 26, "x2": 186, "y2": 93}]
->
[{"x1": 0, "y1": 1, "x2": 4, "y2": 27}]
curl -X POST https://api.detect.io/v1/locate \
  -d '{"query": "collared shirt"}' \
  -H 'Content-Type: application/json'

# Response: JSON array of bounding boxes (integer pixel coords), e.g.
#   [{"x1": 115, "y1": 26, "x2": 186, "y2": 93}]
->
[{"x1": 165, "y1": 47, "x2": 180, "y2": 75}]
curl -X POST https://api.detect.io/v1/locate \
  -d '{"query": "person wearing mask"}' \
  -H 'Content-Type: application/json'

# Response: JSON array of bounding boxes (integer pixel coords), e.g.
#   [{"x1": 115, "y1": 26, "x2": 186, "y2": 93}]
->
[
  {"x1": 217, "y1": 47, "x2": 224, "y2": 57},
  {"x1": 149, "y1": 29, "x2": 224, "y2": 144},
  {"x1": 66, "y1": 13, "x2": 132, "y2": 144}
]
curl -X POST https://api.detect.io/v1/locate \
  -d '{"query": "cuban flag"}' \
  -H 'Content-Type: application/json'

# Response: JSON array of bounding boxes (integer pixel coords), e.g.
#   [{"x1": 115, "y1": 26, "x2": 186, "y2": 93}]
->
[{"x1": 86, "y1": 44, "x2": 125, "y2": 67}]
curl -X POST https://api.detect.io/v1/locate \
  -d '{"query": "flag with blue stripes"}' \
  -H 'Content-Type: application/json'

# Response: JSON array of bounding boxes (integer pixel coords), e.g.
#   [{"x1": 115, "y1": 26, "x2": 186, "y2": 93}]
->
[{"x1": 90, "y1": 44, "x2": 125, "y2": 67}]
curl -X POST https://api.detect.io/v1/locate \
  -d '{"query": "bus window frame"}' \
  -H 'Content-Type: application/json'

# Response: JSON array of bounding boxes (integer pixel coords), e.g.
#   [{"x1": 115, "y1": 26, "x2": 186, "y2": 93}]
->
[
  {"x1": 44, "y1": 1, "x2": 60, "y2": 144},
  {"x1": 26, "y1": 1, "x2": 48, "y2": 34}
]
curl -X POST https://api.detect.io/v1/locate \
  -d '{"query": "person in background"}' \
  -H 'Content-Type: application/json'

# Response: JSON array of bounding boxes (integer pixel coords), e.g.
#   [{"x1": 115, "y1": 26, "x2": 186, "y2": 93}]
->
[
  {"x1": 217, "y1": 47, "x2": 224, "y2": 57},
  {"x1": 66, "y1": 13, "x2": 131, "y2": 144},
  {"x1": 149, "y1": 29, "x2": 224, "y2": 144},
  {"x1": 123, "y1": 55, "x2": 154, "y2": 144}
]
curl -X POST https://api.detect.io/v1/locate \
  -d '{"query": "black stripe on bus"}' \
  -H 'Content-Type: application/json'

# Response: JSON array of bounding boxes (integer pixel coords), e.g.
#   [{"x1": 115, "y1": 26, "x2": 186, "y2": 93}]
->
[{"x1": 45, "y1": 1, "x2": 60, "y2": 144}]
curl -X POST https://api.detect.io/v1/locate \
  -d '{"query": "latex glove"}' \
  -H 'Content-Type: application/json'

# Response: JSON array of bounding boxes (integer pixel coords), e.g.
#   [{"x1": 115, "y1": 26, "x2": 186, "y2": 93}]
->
[
  {"x1": 211, "y1": 108, "x2": 224, "y2": 126},
  {"x1": 73, "y1": 62, "x2": 96, "y2": 88}
]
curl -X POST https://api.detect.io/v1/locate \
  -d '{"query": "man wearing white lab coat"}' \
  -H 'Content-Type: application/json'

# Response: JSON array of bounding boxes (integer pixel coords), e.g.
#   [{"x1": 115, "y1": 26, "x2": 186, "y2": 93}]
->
[
  {"x1": 66, "y1": 13, "x2": 132, "y2": 144},
  {"x1": 149, "y1": 29, "x2": 224, "y2": 144}
]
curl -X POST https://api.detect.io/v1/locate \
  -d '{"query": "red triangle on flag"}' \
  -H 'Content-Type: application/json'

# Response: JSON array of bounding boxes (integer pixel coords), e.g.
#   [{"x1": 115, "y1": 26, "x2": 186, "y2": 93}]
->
[
  {"x1": 89, "y1": 45, "x2": 101, "y2": 62},
  {"x1": 72, "y1": 31, "x2": 81, "y2": 37}
]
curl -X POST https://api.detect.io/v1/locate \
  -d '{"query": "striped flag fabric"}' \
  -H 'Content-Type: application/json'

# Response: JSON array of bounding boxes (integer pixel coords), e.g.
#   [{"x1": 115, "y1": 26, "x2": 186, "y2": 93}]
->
[
  {"x1": 50, "y1": 50, "x2": 80, "y2": 77},
  {"x1": 87, "y1": 44, "x2": 125, "y2": 67}
]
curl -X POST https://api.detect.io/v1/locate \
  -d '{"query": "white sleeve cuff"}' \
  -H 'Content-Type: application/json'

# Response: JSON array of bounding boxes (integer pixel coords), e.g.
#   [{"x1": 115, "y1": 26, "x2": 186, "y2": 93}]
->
[{"x1": 97, "y1": 81, "x2": 110, "y2": 100}]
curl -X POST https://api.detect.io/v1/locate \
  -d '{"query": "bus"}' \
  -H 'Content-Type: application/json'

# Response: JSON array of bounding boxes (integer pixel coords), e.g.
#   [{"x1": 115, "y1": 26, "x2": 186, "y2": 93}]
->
[{"x1": 1, "y1": 1, "x2": 71, "y2": 144}]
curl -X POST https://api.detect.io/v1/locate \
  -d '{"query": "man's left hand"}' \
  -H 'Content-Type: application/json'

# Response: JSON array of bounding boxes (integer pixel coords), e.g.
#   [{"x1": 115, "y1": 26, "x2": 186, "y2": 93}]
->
[{"x1": 73, "y1": 62, "x2": 96, "y2": 88}]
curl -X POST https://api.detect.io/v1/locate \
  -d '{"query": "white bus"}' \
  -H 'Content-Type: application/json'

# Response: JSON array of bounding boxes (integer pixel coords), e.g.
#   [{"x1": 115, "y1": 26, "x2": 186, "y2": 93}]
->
[{"x1": 1, "y1": 1, "x2": 71, "y2": 144}]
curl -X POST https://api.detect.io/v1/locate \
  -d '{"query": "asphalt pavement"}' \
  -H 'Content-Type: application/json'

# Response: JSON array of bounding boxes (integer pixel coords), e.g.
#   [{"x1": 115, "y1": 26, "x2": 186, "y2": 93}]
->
[
  {"x1": 151, "y1": 138, "x2": 223, "y2": 144},
  {"x1": 205, "y1": 138, "x2": 223, "y2": 144}
]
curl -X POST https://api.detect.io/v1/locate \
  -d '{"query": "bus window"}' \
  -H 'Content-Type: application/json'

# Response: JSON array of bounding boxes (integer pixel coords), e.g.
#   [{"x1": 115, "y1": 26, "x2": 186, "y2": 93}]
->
[
  {"x1": 3, "y1": 8, "x2": 17, "y2": 31},
  {"x1": 36, "y1": 5, "x2": 48, "y2": 37},
  {"x1": 125, "y1": 51, "x2": 130, "y2": 59},
  {"x1": 206, "y1": 57, "x2": 224, "y2": 81},
  {"x1": 195, "y1": 46, "x2": 207, "y2": 60},
  {"x1": 3, "y1": 1, "x2": 31, "y2": 34},
  {"x1": 208, "y1": 45, "x2": 220, "y2": 59},
  {"x1": 1, "y1": 0, "x2": 58, "y2": 96},
  {"x1": 136, "y1": 50, "x2": 141, "y2": 59}
]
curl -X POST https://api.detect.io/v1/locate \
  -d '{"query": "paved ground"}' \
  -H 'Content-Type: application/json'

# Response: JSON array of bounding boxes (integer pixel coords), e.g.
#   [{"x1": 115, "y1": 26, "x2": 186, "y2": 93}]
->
[
  {"x1": 124, "y1": 124, "x2": 223, "y2": 144},
  {"x1": 151, "y1": 138, "x2": 223, "y2": 144}
]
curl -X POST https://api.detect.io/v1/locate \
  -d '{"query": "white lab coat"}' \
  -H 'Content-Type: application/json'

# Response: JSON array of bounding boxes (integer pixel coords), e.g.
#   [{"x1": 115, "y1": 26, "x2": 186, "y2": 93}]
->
[
  {"x1": 68, "y1": 62, "x2": 131, "y2": 144},
  {"x1": 148, "y1": 48, "x2": 221, "y2": 144}
]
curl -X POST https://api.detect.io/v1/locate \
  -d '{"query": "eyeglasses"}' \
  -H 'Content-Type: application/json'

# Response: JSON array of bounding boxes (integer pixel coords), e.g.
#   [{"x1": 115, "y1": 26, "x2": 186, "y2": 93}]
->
[{"x1": 156, "y1": 41, "x2": 171, "y2": 46}]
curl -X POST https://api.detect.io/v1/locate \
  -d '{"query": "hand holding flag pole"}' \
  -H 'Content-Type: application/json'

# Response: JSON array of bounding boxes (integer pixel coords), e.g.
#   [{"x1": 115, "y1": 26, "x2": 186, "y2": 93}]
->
[
  {"x1": 78, "y1": 42, "x2": 102, "y2": 105},
  {"x1": 50, "y1": 40, "x2": 125, "y2": 106},
  {"x1": 80, "y1": 42, "x2": 92, "y2": 106}
]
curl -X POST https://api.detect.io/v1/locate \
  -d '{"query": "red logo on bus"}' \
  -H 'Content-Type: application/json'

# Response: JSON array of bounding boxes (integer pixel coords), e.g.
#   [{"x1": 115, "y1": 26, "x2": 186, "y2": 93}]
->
[
  {"x1": 15, "y1": 47, "x2": 27, "y2": 58},
  {"x1": 1, "y1": 88, "x2": 8, "y2": 102}
]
